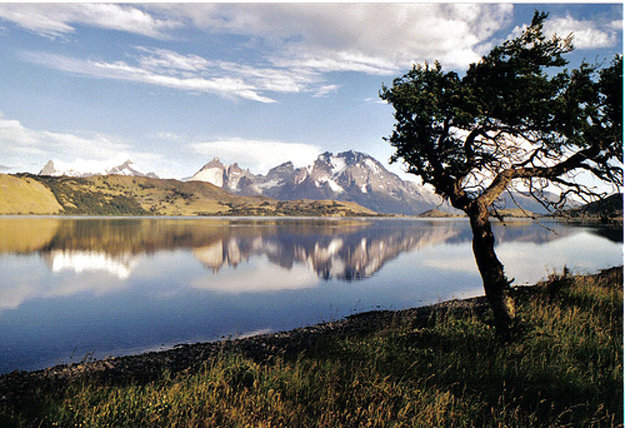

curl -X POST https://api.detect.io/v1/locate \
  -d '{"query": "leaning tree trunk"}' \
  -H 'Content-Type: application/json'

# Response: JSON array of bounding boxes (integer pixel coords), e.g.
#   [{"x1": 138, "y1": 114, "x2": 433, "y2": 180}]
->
[{"x1": 468, "y1": 205, "x2": 515, "y2": 340}]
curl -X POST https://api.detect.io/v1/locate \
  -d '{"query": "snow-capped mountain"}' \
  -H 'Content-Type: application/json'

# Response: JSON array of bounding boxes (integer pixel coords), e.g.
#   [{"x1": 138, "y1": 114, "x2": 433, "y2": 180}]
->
[
  {"x1": 38, "y1": 160, "x2": 158, "y2": 179},
  {"x1": 106, "y1": 160, "x2": 159, "y2": 178},
  {"x1": 189, "y1": 158, "x2": 258, "y2": 193},
  {"x1": 189, "y1": 151, "x2": 447, "y2": 215},
  {"x1": 188, "y1": 151, "x2": 568, "y2": 215}
]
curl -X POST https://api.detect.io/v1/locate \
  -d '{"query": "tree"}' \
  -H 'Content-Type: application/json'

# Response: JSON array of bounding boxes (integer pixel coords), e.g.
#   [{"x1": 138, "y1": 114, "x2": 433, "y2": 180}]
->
[{"x1": 380, "y1": 11, "x2": 623, "y2": 339}]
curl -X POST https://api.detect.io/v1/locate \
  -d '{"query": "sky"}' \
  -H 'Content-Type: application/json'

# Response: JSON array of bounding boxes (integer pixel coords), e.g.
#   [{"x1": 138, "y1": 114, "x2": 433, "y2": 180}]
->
[{"x1": 0, "y1": 3, "x2": 622, "y2": 180}]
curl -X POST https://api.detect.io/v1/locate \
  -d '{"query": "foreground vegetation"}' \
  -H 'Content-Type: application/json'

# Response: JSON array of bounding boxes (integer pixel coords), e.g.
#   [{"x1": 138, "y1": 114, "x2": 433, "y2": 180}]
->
[{"x1": 1, "y1": 267, "x2": 621, "y2": 427}]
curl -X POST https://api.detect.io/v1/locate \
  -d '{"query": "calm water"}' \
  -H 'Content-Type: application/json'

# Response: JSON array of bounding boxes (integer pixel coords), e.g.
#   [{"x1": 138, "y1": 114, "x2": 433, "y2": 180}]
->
[{"x1": 0, "y1": 216, "x2": 621, "y2": 373}]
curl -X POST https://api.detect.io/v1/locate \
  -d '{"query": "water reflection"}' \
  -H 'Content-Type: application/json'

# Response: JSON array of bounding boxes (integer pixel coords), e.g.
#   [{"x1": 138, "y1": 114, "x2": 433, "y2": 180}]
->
[
  {"x1": 0, "y1": 217, "x2": 620, "y2": 283},
  {"x1": 42, "y1": 250, "x2": 137, "y2": 279},
  {"x1": 0, "y1": 217, "x2": 621, "y2": 373}
]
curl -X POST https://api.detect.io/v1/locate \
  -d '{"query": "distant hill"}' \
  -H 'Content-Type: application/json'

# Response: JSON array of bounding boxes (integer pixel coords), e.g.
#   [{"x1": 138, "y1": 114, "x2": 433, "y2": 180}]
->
[
  {"x1": 0, "y1": 174, "x2": 63, "y2": 215},
  {"x1": 0, "y1": 174, "x2": 375, "y2": 217},
  {"x1": 418, "y1": 209, "x2": 464, "y2": 218},
  {"x1": 564, "y1": 193, "x2": 623, "y2": 221}
]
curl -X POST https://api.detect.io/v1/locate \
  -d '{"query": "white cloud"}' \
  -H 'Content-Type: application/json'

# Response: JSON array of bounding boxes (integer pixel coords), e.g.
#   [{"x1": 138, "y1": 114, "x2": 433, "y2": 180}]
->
[
  {"x1": 11, "y1": 4, "x2": 519, "y2": 103},
  {"x1": 509, "y1": 14, "x2": 621, "y2": 51},
  {"x1": 0, "y1": 113, "x2": 170, "y2": 176},
  {"x1": 544, "y1": 15, "x2": 620, "y2": 49},
  {"x1": 22, "y1": 46, "x2": 344, "y2": 103},
  {"x1": 152, "y1": 3, "x2": 514, "y2": 71},
  {"x1": 0, "y1": 112, "x2": 127, "y2": 159},
  {"x1": 22, "y1": 51, "x2": 278, "y2": 104},
  {"x1": 191, "y1": 262, "x2": 319, "y2": 294},
  {"x1": 0, "y1": 4, "x2": 180, "y2": 39},
  {"x1": 313, "y1": 84, "x2": 340, "y2": 98},
  {"x1": 136, "y1": 47, "x2": 211, "y2": 72},
  {"x1": 190, "y1": 138, "x2": 322, "y2": 174}
]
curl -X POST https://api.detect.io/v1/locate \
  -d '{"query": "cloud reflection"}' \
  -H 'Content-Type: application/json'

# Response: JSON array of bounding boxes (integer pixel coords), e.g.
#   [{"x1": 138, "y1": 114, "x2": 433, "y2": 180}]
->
[
  {"x1": 191, "y1": 260, "x2": 319, "y2": 293},
  {"x1": 43, "y1": 250, "x2": 137, "y2": 279}
]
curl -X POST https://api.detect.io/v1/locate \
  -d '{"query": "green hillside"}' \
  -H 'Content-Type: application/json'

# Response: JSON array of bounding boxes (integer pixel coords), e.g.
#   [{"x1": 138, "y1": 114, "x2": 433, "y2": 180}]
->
[{"x1": 1, "y1": 174, "x2": 376, "y2": 217}]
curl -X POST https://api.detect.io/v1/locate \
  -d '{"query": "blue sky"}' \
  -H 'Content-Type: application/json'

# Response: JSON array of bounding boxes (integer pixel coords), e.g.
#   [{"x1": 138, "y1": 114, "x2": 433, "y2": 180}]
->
[{"x1": 0, "y1": 3, "x2": 621, "y2": 180}]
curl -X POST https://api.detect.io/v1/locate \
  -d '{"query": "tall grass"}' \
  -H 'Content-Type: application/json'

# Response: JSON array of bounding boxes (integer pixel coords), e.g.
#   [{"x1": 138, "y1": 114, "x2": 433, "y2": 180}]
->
[{"x1": 1, "y1": 267, "x2": 622, "y2": 427}]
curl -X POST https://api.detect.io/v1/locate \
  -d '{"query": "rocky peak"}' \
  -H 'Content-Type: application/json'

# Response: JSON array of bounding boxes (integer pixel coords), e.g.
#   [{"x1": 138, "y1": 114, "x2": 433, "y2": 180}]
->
[
  {"x1": 107, "y1": 160, "x2": 134, "y2": 174},
  {"x1": 266, "y1": 161, "x2": 295, "y2": 181},
  {"x1": 269, "y1": 161, "x2": 294, "y2": 172},
  {"x1": 200, "y1": 157, "x2": 225, "y2": 171},
  {"x1": 39, "y1": 160, "x2": 57, "y2": 176},
  {"x1": 228, "y1": 162, "x2": 242, "y2": 173},
  {"x1": 187, "y1": 150, "x2": 449, "y2": 214}
]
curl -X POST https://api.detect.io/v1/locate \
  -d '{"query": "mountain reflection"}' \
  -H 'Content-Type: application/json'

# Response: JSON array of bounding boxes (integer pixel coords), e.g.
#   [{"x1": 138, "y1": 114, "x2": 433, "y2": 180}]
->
[
  {"x1": 191, "y1": 223, "x2": 462, "y2": 280},
  {"x1": 0, "y1": 217, "x2": 617, "y2": 281}
]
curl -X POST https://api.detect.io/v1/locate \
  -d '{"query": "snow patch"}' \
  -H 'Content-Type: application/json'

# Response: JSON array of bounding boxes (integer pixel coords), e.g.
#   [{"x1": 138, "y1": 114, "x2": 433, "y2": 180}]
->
[
  {"x1": 360, "y1": 184, "x2": 368, "y2": 193},
  {"x1": 327, "y1": 179, "x2": 344, "y2": 193},
  {"x1": 364, "y1": 159, "x2": 380, "y2": 173},
  {"x1": 330, "y1": 157, "x2": 346, "y2": 174},
  {"x1": 191, "y1": 168, "x2": 224, "y2": 187},
  {"x1": 258, "y1": 179, "x2": 281, "y2": 189}
]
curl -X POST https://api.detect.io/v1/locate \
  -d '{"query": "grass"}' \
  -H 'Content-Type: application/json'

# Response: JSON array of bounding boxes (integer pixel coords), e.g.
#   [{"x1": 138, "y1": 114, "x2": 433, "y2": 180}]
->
[
  {"x1": 1, "y1": 267, "x2": 622, "y2": 427},
  {"x1": 3, "y1": 173, "x2": 376, "y2": 217},
  {"x1": 0, "y1": 174, "x2": 62, "y2": 215}
]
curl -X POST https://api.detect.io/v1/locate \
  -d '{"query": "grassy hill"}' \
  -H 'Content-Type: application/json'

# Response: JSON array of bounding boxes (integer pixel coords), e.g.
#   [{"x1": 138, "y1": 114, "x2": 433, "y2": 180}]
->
[
  {"x1": 1, "y1": 174, "x2": 376, "y2": 217},
  {"x1": 564, "y1": 193, "x2": 623, "y2": 221},
  {"x1": 0, "y1": 175, "x2": 63, "y2": 215}
]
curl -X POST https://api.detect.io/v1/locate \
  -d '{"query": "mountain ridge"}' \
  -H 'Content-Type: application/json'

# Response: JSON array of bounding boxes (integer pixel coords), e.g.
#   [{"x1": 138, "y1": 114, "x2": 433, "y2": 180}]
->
[
  {"x1": 38, "y1": 159, "x2": 159, "y2": 179},
  {"x1": 189, "y1": 150, "x2": 447, "y2": 215},
  {"x1": 187, "y1": 150, "x2": 566, "y2": 216}
]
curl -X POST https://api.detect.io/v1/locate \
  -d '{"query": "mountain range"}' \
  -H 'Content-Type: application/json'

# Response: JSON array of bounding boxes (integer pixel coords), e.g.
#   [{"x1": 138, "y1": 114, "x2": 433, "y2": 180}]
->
[
  {"x1": 39, "y1": 160, "x2": 158, "y2": 179},
  {"x1": 187, "y1": 151, "x2": 565, "y2": 215},
  {"x1": 189, "y1": 151, "x2": 447, "y2": 215},
  {"x1": 34, "y1": 151, "x2": 580, "y2": 216}
]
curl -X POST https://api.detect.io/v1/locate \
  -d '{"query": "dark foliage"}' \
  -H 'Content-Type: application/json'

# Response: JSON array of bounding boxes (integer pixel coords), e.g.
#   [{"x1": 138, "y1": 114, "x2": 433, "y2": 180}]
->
[{"x1": 380, "y1": 11, "x2": 623, "y2": 337}]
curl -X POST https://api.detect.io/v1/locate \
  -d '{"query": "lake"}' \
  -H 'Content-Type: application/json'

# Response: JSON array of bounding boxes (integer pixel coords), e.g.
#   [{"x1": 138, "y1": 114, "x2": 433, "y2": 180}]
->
[{"x1": 0, "y1": 216, "x2": 621, "y2": 374}]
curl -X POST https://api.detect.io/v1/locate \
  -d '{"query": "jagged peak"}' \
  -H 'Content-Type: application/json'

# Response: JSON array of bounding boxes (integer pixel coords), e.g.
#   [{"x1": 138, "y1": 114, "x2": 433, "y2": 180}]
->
[
  {"x1": 39, "y1": 160, "x2": 57, "y2": 175},
  {"x1": 200, "y1": 157, "x2": 225, "y2": 170},
  {"x1": 269, "y1": 161, "x2": 295, "y2": 171},
  {"x1": 337, "y1": 150, "x2": 368, "y2": 160},
  {"x1": 108, "y1": 160, "x2": 135, "y2": 171},
  {"x1": 227, "y1": 162, "x2": 242, "y2": 173}
]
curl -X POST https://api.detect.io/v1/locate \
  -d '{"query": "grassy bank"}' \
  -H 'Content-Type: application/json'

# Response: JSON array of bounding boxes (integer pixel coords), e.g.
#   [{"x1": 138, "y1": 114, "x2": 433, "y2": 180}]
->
[{"x1": 1, "y1": 267, "x2": 622, "y2": 427}]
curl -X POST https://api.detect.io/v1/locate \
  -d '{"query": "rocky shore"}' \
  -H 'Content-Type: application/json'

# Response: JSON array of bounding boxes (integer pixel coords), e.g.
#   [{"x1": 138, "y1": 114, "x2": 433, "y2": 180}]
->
[{"x1": 0, "y1": 294, "x2": 495, "y2": 404}]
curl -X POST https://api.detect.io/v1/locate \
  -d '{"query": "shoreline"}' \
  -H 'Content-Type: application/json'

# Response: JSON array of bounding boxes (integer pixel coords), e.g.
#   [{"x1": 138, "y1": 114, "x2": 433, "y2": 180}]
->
[
  {"x1": 1, "y1": 266, "x2": 621, "y2": 426},
  {"x1": 0, "y1": 292, "x2": 493, "y2": 401}
]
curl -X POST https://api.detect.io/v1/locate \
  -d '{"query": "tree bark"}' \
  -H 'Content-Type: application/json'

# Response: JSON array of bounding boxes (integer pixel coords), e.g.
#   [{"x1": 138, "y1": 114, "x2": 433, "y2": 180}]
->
[{"x1": 468, "y1": 205, "x2": 515, "y2": 340}]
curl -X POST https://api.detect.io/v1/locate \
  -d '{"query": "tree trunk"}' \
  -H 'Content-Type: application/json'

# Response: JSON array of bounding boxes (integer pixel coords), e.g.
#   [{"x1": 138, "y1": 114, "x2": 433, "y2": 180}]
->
[{"x1": 468, "y1": 206, "x2": 515, "y2": 340}]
